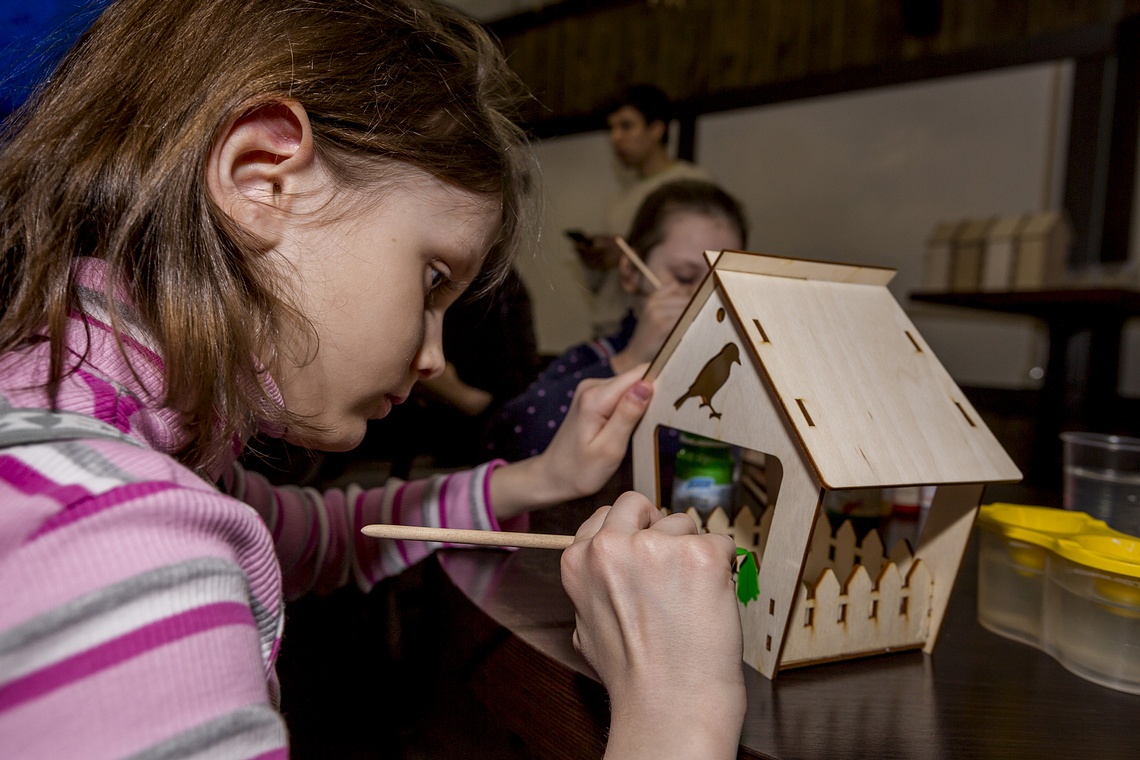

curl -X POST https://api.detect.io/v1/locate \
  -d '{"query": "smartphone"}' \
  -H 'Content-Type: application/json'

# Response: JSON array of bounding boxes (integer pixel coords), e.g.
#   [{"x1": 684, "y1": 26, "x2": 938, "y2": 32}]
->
[{"x1": 563, "y1": 229, "x2": 591, "y2": 245}]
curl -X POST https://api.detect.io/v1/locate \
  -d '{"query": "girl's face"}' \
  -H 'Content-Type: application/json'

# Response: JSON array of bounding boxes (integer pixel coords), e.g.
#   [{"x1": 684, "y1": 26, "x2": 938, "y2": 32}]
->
[
  {"x1": 271, "y1": 172, "x2": 501, "y2": 451},
  {"x1": 629, "y1": 210, "x2": 743, "y2": 297}
]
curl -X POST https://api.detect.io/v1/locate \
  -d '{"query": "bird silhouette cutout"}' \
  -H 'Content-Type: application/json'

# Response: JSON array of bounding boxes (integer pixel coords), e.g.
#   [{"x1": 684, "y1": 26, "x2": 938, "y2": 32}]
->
[{"x1": 674, "y1": 342, "x2": 741, "y2": 419}]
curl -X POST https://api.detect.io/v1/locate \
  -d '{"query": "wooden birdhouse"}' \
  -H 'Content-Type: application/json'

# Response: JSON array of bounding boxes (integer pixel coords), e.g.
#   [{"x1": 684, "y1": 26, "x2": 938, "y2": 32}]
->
[
  {"x1": 921, "y1": 219, "x2": 963, "y2": 291},
  {"x1": 980, "y1": 214, "x2": 1028, "y2": 291},
  {"x1": 1012, "y1": 210, "x2": 1071, "y2": 290},
  {"x1": 630, "y1": 250, "x2": 1022, "y2": 680},
  {"x1": 950, "y1": 216, "x2": 995, "y2": 291}
]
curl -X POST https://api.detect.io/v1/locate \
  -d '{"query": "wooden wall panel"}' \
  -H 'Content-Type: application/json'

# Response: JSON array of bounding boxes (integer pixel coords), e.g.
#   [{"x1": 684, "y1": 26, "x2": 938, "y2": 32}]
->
[{"x1": 491, "y1": 0, "x2": 1140, "y2": 133}]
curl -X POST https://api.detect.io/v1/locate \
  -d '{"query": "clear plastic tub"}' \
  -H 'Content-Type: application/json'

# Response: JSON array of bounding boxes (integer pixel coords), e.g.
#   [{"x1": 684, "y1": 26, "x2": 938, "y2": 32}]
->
[
  {"x1": 976, "y1": 504, "x2": 1108, "y2": 646},
  {"x1": 1044, "y1": 534, "x2": 1140, "y2": 695},
  {"x1": 977, "y1": 503, "x2": 1140, "y2": 695}
]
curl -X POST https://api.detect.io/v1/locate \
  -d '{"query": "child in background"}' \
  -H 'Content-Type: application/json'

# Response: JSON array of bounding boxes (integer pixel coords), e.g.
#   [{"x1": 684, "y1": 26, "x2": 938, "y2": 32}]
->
[
  {"x1": 485, "y1": 179, "x2": 748, "y2": 462},
  {"x1": 0, "y1": 1, "x2": 743, "y2": 758}
]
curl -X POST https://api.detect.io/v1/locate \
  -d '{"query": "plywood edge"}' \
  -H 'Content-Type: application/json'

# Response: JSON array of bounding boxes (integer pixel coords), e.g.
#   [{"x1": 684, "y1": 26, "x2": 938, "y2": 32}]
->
[
  {"x1": 778, "y1": 642, "x2": 928, "y2": 670},
  {"x1": 702, "y1": 249, "x2": 724, "y2": 268},
  {"x1": 712, "y1": 250, "x2": 896, "y2": 286}
]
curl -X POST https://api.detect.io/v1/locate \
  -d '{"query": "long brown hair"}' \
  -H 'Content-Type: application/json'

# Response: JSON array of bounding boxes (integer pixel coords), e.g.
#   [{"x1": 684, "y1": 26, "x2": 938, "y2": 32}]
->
[{"x1": 0, "y1": 0, "x2": 532, "y2": 472}]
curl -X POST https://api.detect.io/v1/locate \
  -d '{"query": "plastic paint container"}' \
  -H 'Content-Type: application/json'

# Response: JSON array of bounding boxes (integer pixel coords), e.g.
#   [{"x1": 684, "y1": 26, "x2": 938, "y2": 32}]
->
[
  {"x1": 1061, "y1": 432, "x2": 1140, "y2": 538},
  {"x1": 977, "y1": 503, "x2": 1140, "y2": 695}
]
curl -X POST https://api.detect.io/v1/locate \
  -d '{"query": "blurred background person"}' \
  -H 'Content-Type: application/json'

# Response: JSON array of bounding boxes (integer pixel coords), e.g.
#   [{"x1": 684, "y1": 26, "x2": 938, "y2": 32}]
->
[
  {"x1": 487, "y1": 178, "x2": 748, "y2": 463},
  {"x1": 572, "y1": 84, "x2": 714, "y2": 338}
]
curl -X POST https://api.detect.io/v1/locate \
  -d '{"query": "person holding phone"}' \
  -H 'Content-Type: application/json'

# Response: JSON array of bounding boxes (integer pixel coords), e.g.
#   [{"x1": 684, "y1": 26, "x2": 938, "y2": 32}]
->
[{"x1": 573, "y1": 85, "x2": 713, "y2": 339}]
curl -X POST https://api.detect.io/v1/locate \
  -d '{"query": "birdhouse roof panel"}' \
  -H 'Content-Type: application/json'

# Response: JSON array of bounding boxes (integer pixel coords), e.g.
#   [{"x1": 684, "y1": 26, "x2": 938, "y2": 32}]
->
[{"x1": 715, "y1": 268, "x2": 1021, "y2": 488}]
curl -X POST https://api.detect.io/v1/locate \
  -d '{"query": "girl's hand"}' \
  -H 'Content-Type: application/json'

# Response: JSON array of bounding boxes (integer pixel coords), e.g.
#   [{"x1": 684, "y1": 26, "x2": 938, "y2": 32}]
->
[
  {"x1": 609, "y1": 282, "x2": 691, "y2": 375},
  {"x1": 488, "y1": 366, "x2": 651, "y2": 518},
  {"x1": 561, "y1": 492, "x2": 746, "y2": 759}
]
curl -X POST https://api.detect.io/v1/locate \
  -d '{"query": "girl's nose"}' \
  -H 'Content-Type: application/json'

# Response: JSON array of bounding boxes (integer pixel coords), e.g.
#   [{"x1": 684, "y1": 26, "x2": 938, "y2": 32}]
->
[{"x1": 415, "y1": 315, "x2": 446, "y2": 381}]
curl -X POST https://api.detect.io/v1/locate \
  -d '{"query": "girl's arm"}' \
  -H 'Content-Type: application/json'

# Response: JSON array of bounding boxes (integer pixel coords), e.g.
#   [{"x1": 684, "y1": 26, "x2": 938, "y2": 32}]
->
[
  {"x1": 488, "y1": 366, "x2": 651, "y2": 520},
  {"x1": 2, "y1": 452, "x2": 290, "y2": 759},
  {"x1": 224, "y1": 459, "x2": 517, "y2": 599},
  {"x1": 223, "y1": 367, "x2": 651, "y2": 598}
]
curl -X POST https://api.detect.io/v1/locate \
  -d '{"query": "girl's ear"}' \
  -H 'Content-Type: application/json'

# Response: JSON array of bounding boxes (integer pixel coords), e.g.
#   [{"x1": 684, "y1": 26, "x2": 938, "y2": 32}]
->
[{"x1": 206, "y1": 100, "x2": 315, "y2": 245}]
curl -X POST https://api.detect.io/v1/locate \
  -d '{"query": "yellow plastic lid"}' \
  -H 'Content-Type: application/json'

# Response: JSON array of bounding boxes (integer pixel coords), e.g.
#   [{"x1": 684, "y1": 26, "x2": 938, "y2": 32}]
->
[
  {"x1": 1053, "y1": 534, "x2": 1140, "y2": 579},
  {"x1": 977, "y1": 503, "x2": 1112, "y2": 550}
]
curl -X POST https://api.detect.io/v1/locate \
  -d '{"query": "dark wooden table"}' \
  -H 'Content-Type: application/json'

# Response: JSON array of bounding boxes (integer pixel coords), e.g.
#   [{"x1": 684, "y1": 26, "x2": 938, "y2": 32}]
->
[
  {"x1": 910, "y1": 288, "x2": 1140, "y2": 487},
  {"x1": 433, "y1": 522, "x2": 1140, "y2": 759}
]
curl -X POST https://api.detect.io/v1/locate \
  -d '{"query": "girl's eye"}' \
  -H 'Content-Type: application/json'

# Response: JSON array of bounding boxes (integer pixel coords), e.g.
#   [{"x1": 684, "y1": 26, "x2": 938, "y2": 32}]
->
[{"x1": 426, "y1": 264, "x2": 462, "y2": 306}]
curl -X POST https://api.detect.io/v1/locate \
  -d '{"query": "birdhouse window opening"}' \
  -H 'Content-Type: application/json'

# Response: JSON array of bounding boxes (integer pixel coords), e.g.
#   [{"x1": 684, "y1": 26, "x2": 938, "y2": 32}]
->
[
  {"x1": 654, "y1": 423, "x2": 782, "y2": 545},
  {"x1": 821, "y1": 486, "x2": 937, "y2": 553}
]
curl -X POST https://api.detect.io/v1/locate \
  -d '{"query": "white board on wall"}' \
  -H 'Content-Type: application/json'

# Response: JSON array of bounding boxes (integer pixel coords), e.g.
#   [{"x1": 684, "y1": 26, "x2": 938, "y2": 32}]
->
[
  {"x1": 516, "y1": 132, "x2": 627, "y2": 354},
  {"x1": 695, "y1": 63, "x2": 1072, "y2": 389}
]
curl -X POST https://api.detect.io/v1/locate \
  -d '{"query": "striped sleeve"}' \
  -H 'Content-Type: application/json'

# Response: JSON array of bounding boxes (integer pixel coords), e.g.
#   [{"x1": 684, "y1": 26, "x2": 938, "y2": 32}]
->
[
  {"x1": 0, "y1": 443, "x2": 289, "y2": 760},
  {"x1": 224, "y1": 459, "x2": 527, "y2": 598}
]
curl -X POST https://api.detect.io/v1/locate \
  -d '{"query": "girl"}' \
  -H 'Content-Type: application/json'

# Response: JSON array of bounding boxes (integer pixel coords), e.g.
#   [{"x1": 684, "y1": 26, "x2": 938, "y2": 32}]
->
[
  {"x1": 485, "y1": 179, "x2": 749, "y2": 461},
  {"x1": 0, "y1": 1, "x2": 743, "y2": 758}
]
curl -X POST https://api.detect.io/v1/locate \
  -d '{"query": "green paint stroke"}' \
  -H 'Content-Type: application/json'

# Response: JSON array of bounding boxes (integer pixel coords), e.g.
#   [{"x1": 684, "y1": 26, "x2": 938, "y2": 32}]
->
[{"x1": 735, "y1": 547, "x2": 759, "y2": 604}]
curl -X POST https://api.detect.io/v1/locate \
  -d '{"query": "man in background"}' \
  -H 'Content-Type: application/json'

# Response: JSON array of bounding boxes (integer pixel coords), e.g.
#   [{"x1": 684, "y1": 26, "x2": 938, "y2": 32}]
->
[{"x1": 574, "y1": 84, "x2": 712, "y2": 337}]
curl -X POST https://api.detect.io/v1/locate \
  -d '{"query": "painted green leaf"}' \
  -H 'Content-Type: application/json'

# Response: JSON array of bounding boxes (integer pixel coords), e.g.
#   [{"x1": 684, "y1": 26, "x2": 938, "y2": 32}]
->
[{"x1": 735, "y1": 547, "x2": 759, "y2": 604}]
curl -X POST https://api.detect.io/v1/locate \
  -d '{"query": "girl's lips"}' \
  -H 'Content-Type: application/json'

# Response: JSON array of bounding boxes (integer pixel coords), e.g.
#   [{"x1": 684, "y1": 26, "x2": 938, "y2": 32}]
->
[{"x1": 371, "y1": 394, "x2": 406, "y2": 421}]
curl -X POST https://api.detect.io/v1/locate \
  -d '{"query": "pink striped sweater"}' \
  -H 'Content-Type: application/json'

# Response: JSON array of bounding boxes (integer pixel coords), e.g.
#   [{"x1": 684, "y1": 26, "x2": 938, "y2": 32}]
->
[{"x1": 0, "y1": 259, "x2": 519, "y2": 759}]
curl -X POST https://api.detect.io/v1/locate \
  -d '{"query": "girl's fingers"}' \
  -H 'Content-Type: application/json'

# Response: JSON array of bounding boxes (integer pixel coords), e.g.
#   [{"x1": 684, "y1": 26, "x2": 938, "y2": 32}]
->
[
  {"x1": 574, "y1": 363, "x2": 648, "y2": 420},
  {"x1": 601, "y1": 379, "x2": 653, "y2": 438},
  {"x1": 574, "y1": 504, "x2": 612, "y2": 540},
  {"x1": 595, "y1": 491, "x2": 659, "y2": 534},
  {"x1": 646, "y1": 511, "x2": 701, "y2": 536}
]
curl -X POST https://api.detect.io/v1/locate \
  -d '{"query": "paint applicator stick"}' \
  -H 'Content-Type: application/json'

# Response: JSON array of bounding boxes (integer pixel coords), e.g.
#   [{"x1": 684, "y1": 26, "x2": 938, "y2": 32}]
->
[
  {"x1": 615, "y1": 236, "x2": 662, "y2": 290},
  {"x1": 361, "y1": 524, "x2": 575, "y2": 550}
]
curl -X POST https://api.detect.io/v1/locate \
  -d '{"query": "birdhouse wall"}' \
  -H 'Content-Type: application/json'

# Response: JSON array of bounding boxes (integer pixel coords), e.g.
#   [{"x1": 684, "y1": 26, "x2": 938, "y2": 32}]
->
[
  {"x1": 1013, "y1": 211, "x2": 1072, "y2": 289},
  {"x1": 951, "y1": 217, "x2": 995, "y2": 291},
  {"x1": 910, "y1": 481, "x2": 985, "y2": 651},
  {"x1": 631, "y1": 286, "x2": 810, "y2": 509},
  {"x1": 631, "y1": 285, "x2": 828, "y2": 676}
]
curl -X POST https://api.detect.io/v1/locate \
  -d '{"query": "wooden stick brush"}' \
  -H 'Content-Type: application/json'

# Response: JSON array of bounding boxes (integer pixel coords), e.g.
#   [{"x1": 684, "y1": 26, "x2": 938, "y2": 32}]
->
[
  {"x1": 360, "y1": 524, "x2": 761, "y2": 603},
  {"x1": 615, "y1": 236, "x2": 662, "y2": 290},
  {"x1": 361, "y1": 524, "x2": 574, "y2": 550}
]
